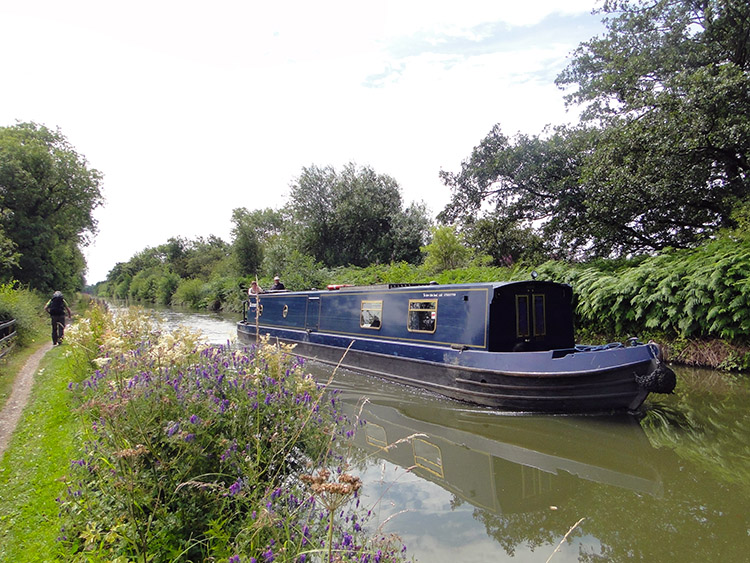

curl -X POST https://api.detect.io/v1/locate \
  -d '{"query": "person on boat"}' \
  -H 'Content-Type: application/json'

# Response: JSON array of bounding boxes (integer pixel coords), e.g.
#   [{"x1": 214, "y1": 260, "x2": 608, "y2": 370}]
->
[
  {"x1": 44, "y1": 291, "x2": 72, "y2": 346},
  {"x1": 248, "y1": 280, "x2": 263, "y2": 295},
  {"x1": 270, "y1": 276, "x2": 285, "y2": 291}
]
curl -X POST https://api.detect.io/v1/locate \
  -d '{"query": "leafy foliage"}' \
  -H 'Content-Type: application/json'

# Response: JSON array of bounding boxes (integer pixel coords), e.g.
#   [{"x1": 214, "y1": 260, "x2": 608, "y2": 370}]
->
[
  {"x1": 535, "y1": 231, "x2": 750, "y2": 346},
  {"x1": 231, "y1": 208, "x2": 279, "y2": 276},
  {"x1": 0, "y1": 123, "x2": 103, "y2": 292},
  {"x1": 558, "y1": 0, "x2": 750, "y2": 250},
  {"x1": 421, "y1": 225, "x2": 474, "y2": 273},
  {"x1": 288, "y1": 163, "x2": 430, "y2": 268},
  {"x1": 441, "y1": 0, "x2": 750, "y2": 258},
  {"x1": 0, "y1": 281, "x2": 45, "y2": 345}
]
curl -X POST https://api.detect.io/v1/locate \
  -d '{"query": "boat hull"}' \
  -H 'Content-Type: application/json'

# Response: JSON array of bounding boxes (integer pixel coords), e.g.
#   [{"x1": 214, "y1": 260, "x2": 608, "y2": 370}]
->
[{"x1": 237, "y1": 322, "x2": 659, "y2": 413}]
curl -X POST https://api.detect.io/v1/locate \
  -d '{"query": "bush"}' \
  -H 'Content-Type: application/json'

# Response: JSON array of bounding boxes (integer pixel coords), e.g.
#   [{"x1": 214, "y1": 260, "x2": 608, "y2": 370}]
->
[
  {"x1": 171, "y1": 278, "x2": 206, "y2": 308},
  {"x1": 156, "y1": 272, "x2": 181, "y2": 305},
  {"x1": 58, "y1": 308, "x2": 409, "y2": 562},
  {"x1": 533, "y1": 233, "x2": 750, "y2": 343},
  {"x1": 0, "y1": 282, "x2": 45, "y2": 345}
]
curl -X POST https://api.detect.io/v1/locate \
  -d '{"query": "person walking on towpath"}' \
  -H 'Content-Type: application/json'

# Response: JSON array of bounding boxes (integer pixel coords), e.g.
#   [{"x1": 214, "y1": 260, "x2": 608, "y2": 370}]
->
[{"x1": 44, "y1": 291, "x2": 72, "y2": 345}]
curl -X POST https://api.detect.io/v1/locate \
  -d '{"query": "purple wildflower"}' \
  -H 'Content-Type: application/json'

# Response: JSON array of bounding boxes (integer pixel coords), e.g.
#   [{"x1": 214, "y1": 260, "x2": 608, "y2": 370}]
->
[
  {"x1": 166, "y1": 422, "x2": 180, "y2": 437},
  {"x1": 228, "y1": 479, "x2": 242, "y2": 495}
]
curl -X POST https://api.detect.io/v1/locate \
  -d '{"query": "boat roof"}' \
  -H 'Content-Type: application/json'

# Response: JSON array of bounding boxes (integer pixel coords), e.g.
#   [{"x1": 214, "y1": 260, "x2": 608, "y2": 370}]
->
[{"x1": 261, "y1": 280, "x2": 562, "y2": 295}]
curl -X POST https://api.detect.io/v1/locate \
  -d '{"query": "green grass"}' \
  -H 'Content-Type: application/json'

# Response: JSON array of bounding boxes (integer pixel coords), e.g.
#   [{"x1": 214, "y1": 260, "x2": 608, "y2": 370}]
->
[{"x1": 0, "y1": 345, "x2": 78, "y2": 561}]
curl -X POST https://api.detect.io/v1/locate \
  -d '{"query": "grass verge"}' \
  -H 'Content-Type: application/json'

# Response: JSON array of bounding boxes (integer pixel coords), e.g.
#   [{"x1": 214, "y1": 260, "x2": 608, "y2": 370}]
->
[{"x1": 0, "y1": 344, "x2": 77, "y2": 561}]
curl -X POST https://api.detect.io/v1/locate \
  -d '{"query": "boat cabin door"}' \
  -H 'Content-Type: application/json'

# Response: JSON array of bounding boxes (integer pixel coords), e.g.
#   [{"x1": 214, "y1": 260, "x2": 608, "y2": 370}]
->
[
  {"x1": 489, "y1": 281, "x2": 575, "y2": 352},
  {"x1": 305, "y1": 296, "x2": 321, "y2": 331}
]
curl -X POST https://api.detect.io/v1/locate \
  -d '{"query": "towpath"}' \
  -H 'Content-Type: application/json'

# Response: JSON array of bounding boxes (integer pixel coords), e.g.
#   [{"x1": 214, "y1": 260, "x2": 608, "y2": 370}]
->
[{"x1": 0, "y1": 342, "x2": 53, "y2": 459}]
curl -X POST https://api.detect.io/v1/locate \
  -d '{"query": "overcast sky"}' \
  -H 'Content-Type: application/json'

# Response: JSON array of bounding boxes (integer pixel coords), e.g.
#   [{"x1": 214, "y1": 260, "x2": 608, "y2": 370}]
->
[{"x1": 0, "y1": 1, "x2": 605, "y2": 284}]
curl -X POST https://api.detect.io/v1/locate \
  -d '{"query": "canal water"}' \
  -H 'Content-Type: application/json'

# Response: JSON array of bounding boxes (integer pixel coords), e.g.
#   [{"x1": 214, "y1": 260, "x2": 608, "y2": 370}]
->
[{"x1": 147, "y1": 307, "x2": 750, "y2": 562}]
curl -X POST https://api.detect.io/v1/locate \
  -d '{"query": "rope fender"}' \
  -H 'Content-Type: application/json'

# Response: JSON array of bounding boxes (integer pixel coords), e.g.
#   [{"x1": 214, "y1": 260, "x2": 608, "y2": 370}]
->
[{"x1": 636, "y1": 359, "x2": 677, "y2": 394}]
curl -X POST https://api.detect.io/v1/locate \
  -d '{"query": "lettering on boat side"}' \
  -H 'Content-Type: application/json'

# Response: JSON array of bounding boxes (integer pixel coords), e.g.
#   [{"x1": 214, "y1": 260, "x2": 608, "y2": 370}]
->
[{"x1": 422, "y1": 292, "x2": 457, "y2": 298}]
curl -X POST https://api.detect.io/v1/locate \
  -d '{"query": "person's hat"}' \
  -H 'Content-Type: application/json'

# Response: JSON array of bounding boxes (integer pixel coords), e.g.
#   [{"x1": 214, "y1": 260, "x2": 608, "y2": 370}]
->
[{"x1": 274, "y1": 276, "x2": 280, "y2": 280}]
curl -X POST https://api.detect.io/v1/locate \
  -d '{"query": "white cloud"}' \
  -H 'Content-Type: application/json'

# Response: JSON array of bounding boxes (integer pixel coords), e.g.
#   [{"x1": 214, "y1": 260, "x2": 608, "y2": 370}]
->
[{"x1": 0, "y1": 1, "x2": 604, "y2": 283}]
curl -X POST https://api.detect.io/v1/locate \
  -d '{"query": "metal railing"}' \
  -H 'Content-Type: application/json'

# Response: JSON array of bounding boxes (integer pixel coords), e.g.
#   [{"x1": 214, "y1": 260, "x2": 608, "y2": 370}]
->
[{"x1": 0, "y1": 318, "x2": 17, "y2": 359}]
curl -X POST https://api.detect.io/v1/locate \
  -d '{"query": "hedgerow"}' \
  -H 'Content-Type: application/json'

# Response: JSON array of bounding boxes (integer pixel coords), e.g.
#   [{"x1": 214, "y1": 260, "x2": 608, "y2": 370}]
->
[
  {"x1": 535, "y1": 234, "x2": 750, "y2": 343},
  {"x1": 0, "y1": 281, "x2": 45, "y2": 345}
]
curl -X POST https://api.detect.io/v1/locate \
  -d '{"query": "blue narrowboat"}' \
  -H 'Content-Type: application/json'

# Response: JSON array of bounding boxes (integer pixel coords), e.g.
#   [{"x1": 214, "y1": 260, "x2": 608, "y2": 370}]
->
[{"x1": 236, "y1": 280, "x2": 676, "y2": 413}]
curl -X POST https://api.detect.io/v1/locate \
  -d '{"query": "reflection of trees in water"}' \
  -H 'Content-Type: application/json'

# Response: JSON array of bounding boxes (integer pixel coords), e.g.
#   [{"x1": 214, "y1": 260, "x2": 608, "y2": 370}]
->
[
  {"x1": 469, "y1": 464, "x2": 748, "y2": 562},
  {"x1": 331, "y1": 367, "x2": 750, "y2": 561},
  {"x1": 579, "y1": 467, "x2": 747, "y2": 562},
  {"x1": 462, "y1": 373, "x2": 750, "y2": 562},
  {"x1": 471, "y1": 500, "x2": 575, "y2": 558},
  {"x1": 643, "y1": 371, "x2": 750, "y2": 494}
]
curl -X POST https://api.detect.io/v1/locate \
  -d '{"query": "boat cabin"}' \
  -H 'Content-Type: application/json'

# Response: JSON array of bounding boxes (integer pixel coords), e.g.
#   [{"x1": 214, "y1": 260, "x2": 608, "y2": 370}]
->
[{"x1": 245, "y1": 280, "x2": 575, "y2": 353}]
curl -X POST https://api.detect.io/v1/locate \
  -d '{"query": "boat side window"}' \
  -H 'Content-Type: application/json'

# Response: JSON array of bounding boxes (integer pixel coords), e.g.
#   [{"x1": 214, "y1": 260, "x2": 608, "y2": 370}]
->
[
  {"x1": 408, "y1": 300, "x2": 437, "y2": 333},
  {"x1": 360, "y1": 300, "x2": 383, "y2": 329},
  {"x1": 516, "y1": 295, "x2": 530, "y2": 337},
  {"x1": 533, "y1": 294, "x2": 546, "y2": 336}
]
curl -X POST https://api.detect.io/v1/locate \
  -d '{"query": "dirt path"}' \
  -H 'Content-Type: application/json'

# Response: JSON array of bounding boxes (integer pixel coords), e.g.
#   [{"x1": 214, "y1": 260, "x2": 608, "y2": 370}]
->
[{"x1": 0, "y1": 342, "x2": 53, "y2": 459}]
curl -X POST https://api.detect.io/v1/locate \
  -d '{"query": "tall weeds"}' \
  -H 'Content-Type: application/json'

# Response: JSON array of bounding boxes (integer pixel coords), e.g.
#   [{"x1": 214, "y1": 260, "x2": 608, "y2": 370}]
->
[{"x1": 58, "y1": 306, "x2": 409, "y2": 562}]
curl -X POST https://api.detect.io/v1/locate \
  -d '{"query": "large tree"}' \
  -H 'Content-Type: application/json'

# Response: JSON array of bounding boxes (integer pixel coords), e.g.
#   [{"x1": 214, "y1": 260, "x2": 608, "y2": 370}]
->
[
  {"x1": 440, "y1": 125, "x2": 599, "y2": 258},
  {"x1": 442, "y1": 0, "x2": 750, "y2": 258},
  {"x1": 0, "y1": 122, "x2": 103, "y2": 291},
  {"x1": 557, "y1": 0, "x2": 750, "y2": 252},
  {"x1": 288, "y1": 163, "x2": 430, "y2": 268},
  {"x1": 230, "y1": 207, "x2": 284, "y2": 276}
]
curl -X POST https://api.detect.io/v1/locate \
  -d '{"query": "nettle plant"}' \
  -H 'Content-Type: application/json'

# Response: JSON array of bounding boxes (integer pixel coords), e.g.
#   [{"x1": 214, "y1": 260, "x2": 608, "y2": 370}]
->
[{"x1": 58, "y1": 309, "x2": 409, "y2": 563}]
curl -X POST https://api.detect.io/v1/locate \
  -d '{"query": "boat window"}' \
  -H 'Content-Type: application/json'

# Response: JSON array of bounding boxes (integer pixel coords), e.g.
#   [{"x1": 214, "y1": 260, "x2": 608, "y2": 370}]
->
[
  {"x1": 521, "y1": 465, "x2": 553, "y2": 498},
  {"x1": 360, "y1": 300, "x2": 383, "y2": 329},
  {"x1": 408, "y1": 300, "x2": 437, "y2": 333},
  {"x1": 282, "y1": 305, "x2": 288, "y2": 318},
  {"x1": 533, "y1": 294, "x2": 546, "y2": 336},
  {"x1": 413, "y1": 439, "x2": 444, "y2": 478},
  {"x1": 365, "y1": 423, "x2": 387, "y2": 448},
  {"x1": 516, "y1": 295, "x2": 530, "y2": 337}
]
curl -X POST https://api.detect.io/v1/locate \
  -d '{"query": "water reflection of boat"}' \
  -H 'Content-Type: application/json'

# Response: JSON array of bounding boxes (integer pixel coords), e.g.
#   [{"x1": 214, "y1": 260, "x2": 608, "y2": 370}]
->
[{"x1": 330, "y1": 371, "x2": 663, "y2": 514}]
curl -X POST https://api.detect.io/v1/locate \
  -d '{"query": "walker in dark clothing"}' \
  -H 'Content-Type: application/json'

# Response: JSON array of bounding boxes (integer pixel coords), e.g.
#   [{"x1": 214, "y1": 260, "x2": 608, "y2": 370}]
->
[
  {"x1": 44, "y1": 291, "x2": 71, "y2": 345},
  {"x1": 50, "y1": 314, "x2": 66, "y2": 345}
]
